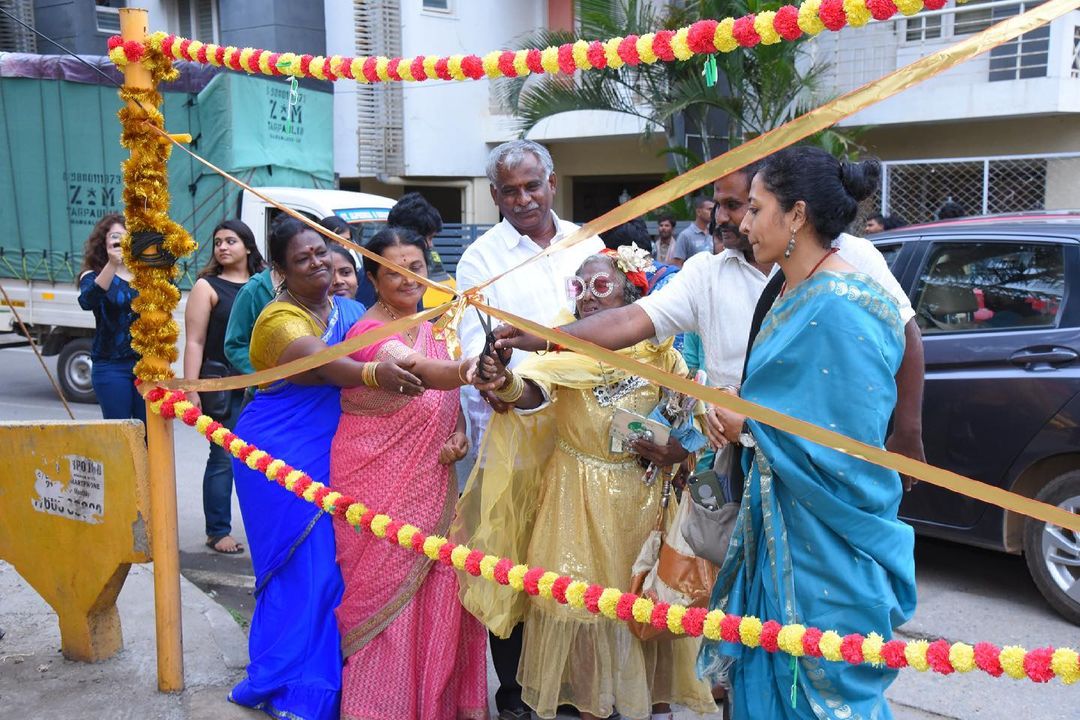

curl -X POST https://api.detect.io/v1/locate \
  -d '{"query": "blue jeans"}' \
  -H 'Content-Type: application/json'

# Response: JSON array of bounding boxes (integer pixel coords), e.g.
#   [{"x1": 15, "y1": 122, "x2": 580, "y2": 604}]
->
[
  {"x1": 203, "y1": 390, "x2": 243, "y2": 539},
  {"x1": 92, "y1": 358, "x2": 146, "y2": 424}
]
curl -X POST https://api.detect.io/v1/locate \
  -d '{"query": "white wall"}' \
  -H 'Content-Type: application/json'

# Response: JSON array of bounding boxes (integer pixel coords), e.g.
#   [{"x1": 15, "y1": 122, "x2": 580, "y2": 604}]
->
[{"x1": 325, "y1": 0, "x2": 361, "y2": 179}]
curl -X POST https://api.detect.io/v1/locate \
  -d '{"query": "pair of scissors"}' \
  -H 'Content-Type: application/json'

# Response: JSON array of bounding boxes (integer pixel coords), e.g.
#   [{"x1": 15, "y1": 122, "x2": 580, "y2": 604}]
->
[{"x1": 475, "y1": 307, "x2": 511, "y2": 381}]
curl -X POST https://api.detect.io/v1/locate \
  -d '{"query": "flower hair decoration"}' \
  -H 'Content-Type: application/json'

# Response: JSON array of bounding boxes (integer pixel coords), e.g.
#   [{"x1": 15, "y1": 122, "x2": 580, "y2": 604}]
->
[{"x1": 602, "y1": 244, "x2": 656, "y2": 296}]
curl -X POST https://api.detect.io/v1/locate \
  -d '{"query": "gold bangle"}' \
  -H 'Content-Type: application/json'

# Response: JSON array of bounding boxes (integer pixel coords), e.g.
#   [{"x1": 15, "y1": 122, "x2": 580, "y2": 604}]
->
[
  {"x1": 362, "y1": 362, "x2": 381, "y2": 389},
  {"x1": 493, "y1": 370, "x2": 525, "y2": 403},
  {"x1": 457, "y1": 359, "x2": 469, "y2": 386}
]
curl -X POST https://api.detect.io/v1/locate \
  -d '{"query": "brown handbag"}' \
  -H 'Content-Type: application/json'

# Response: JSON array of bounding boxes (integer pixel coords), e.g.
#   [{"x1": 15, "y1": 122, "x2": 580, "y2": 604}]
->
[{"x1": 628, "y1": 477, "x2": 718, "y2": 641}]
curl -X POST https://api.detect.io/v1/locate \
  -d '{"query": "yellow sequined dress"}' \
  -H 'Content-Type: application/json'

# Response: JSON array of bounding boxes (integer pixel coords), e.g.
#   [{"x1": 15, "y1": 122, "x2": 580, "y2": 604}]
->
[{"x1": 454, "y1": 341, "x2": 716, "y2": 720}]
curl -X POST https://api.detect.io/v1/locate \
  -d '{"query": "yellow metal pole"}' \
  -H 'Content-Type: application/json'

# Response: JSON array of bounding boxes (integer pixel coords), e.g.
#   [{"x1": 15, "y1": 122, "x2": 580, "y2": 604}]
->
[{"x1": 118, "y1": 7, "x2": 185, "y2": 693}]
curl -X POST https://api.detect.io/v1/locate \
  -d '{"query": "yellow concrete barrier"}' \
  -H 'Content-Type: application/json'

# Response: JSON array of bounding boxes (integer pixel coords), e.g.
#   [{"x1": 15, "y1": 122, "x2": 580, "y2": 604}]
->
[{"x1": 0, "y1": 421, "x2": 150, "y2": 662}]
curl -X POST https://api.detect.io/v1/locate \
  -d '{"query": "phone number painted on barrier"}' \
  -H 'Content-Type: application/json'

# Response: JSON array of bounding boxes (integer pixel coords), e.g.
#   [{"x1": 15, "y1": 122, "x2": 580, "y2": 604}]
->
[{"x1": 31, "y1": 455, "x2": 106, "y2": 524}]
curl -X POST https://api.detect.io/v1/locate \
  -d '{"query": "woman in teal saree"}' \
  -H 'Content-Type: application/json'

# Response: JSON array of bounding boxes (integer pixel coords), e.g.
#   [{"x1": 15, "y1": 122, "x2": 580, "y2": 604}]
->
[{"x1": 699, "y1": 147, "x2": 917, "y2": 719}]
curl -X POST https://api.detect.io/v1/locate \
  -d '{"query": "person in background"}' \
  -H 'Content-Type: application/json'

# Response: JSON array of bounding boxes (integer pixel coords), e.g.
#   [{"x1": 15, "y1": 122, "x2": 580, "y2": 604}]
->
[
  {"x1": 228, "y1": 218, "x2": 420, "y2": 720},
  {"x1": 655, "y1": 213, "x2": 677, "y2": 263},
  {"x1": 864, "y1": 213, "x2": 886, "y2": 234},
  {"x1": 884, "y1": 213, "x2": 909, "y2": 230},
  {"x1": 328, "y1": 244, "x2": 360, "y2": 299},
  {"x1": 455, "y1": 139, "x2": 604, "y2": 720},
  {"x1": 670, "y1": 195, "x2": 715, "y2": 267},
  {"x1": 937, "y1": 199, "x2": 966, "y2": 220},
  {"x1": 78, "y1": 213, "x2": 145, "y2": 424},
  {"x1": 183, "y1": 219, "x2": 265, "y2": 555},
  {"x1": 319, "y1": 215, "x2": 376, "y2": 307},
  {"x1": 387, "y1": 192, "x2": 456, "y2": 308}
]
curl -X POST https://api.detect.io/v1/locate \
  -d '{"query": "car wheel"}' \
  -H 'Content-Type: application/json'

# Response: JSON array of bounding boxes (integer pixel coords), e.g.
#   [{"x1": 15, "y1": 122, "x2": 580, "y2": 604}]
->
[
  {"x1": 56, "y1": 338, "x2": 97, "y2": 404},
  {"x1": 1023, "y1": 471, "x2": 1080, "y2": 625}
]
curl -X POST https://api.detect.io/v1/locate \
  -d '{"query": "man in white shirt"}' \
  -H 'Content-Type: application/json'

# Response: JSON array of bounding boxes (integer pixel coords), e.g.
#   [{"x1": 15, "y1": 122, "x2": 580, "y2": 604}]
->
[
  {"x1": 494, "y1": 161, "x2": 925, "y2": 477},
  {"x1": 671, "y1": 195, "x2": 715, "y2": 267},
  {"x1": 454, "y1": 139, "x2": 603, "y2": 720}
]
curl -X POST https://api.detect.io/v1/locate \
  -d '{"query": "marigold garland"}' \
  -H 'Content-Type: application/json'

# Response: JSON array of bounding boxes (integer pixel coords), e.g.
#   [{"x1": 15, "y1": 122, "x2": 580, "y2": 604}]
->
[
  {"x1": 107, "y1": 0, "x2": 946, "y2": 84},
  {"x1": 118, "y1": 32, "x2": 197, "y2": 381},
  {"x1": 141, "y1": 383, "x2": 1080, "y2": 686}
]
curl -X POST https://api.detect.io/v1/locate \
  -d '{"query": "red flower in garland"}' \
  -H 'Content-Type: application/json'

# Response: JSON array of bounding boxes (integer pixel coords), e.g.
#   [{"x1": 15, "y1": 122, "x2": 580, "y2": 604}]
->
[
  {"x1": 1024, "y1": 647, "x2": 1055, "y2": 683},
  {"x1": 359, "y1": 509, "x2": 375, "y2": 530},
  {"x1": 720, "y1": 614, "x2": 742, "y2": 643},
  {"x1": 181, "y1": 406, "x2": 201, "y2": 425},
  {"x1": 292, "y1": 476, "x2": 312, "y2": 497},
  {"x1": 866, "y1": 0, "x2": 898, "y2": 21},
  {"x1": 383, "y1": 519, "x2": 403, "y2": 542},
  {"x1": 925, "y1": 639, "x2": 954, "y2": 675},
  {"x1": 236, "y1": 443, "x2": 256, "y2": 461},
  {"x1": 615, "y1": 593, "x2": 636, "y2": 621},
  {"x1": 586, "y1": 41, "x2": 607, "y2": 69},
  {"x1": 818, "y1": 0, "x2": 848, "y2": 31},
  {"x1": 214, "y1": 45, "x2": 226, "y2": 66},
  {"x1": 802, "y1": 626, "x2": 824, "y2": 656},
  {"x1": 386, "y1": 57, "x2": 403, "y2": 82},
  {"x1": 682, "y1": 607, "x2": 707, "y2": 636},
  {"x1": 557, "y1": 43, "x2": 576, "y2": 74},
  {"x1": 299, "y1": 54, "x2": 313, "y2": 75},
  {"x1": 551, "y1": 576, "x2": 572, "y2": 603},
  {"x1": 774, "y1": 5, "x2": 803, "y2": 41},
  {"x1": 266, "y1": 52, "x2": 282, "y2": 76},
  {"x1": 584, "y1": 584, "x2": 604, "y2": 613},
  {"x1": 108, "y1": 35, "x2": 123, "y2": 50},
  {"x1": 271, "y1": 462, "x2": 291, "y2": 482},
  {"x1": 324, "y1": 57, "x2": 338, "y2": 81},
  {"x1": 493, "y1": 558, "x2": 513, "y2": 585},
  {"x1": 338, "y1": 55, "x2": 354, "y2": 79},
  {"x1": 161, "y1": 35, "x2": 176, "y2": 57},
  {"x1": 497, "y1": 51, "x2": 517, "y2": 78},
  {"x1": 178, "y1": 38, "x2": 193, "y2": 61},
  {"x1": 653, "y1": 29, "x2": 676, "y2": 62},
  {"x1": 312, "y1": 485, "x2": 332, "y2": 509},
  {"x1": 464, "y1": 549, "x2": 485, "y2": 576},
  {"x1": 760, "y1": 620, "x2": 782, "y2": 652},
  {"x1": 160, "y1": 398, "x2": 177, "y2": 418},
  {"x1": 406, "y1": 55, "x2": 424, "y2": 81},
  {"x1": 523, "y1": 567, "x2": 545, "y2": 594},
  {"x1": 430, "y1": 57, "x2": 448, "y2": 80},
  {"x1": 437, "y1": 541, "x2": 455, "y2": 563},
  {"x1": 145, "y1": 386, "x2": 166, "y2": 402},
  {"x1": 196, "y1": 43, "x2": 209, "y2": 65},
  {"x1": 255, "y1": 455, "x2": 273, "y2": 473},
  {"x1": 618, "y1": 35, "x2": 640, "y2": 66},
  {"x1": 460, "y1": 55, "x2": 484, "y2": 79},
  {"x1": 650, "y1": 602, "x2": 670, "y2": 630},
  {"x1": 973, "y1": 642, "x2": 1004, "y2": 677},
  {"x1": 881, "y1": 640, "x2": 908, "y2": 669},
  {"x1": 409, "y1": 531, "x2": 425, "y2": 552},
  {"x1": 526, "y1": 48, "x2": 544, "y2": 74},
  {"x1": 249, "y1": 49, "x2": 264, "y2": 73},
  {"x1": 731, "y1": 15, "x2": 761, "y2": 48},
  {"x1": 840, "y1": 633, "x2": 865, "y2": 665},
  {"x1": 688, "y1": 20, "x2": 719, "y2": 53},
  {"x1": 923, "y1": 0, "x2": 947, "y2": 8}
]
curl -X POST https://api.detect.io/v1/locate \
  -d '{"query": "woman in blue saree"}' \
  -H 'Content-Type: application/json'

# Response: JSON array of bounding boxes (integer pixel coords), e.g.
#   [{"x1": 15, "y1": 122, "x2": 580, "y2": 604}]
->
[
  {"x1": 699, "y1": 147, "x2": 917, "y2": 719},
  {"x1": 230, "y1": 218, "x2": 423, "y2": 720}
]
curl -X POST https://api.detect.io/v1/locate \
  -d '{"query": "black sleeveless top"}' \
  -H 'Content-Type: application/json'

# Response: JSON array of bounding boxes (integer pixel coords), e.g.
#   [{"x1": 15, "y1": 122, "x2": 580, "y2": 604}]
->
[{"x1": 202, "y1": 275, "x2": 246, "y2": 369}]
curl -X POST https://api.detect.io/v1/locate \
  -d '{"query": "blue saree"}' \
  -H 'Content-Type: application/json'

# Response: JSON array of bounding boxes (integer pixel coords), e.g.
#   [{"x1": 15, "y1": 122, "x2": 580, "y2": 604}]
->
[
  {"x1": 230, "y1": 296, "x2": 365, "y2": 720},
  {"x1": 698, "y1": 271, "x2": 917, "y2": 720}
]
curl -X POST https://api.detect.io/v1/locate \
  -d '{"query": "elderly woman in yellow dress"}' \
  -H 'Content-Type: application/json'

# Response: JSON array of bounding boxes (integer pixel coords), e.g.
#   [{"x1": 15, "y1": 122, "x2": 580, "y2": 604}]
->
[{"x1": 455, "y1": 247, "x2": 715, "y2": 720}]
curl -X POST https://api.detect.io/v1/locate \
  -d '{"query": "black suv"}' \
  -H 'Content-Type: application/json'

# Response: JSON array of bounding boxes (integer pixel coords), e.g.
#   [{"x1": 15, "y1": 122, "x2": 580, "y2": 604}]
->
[{"x1": 873, "y1": 213, "x2": 1080, "y2": 623}]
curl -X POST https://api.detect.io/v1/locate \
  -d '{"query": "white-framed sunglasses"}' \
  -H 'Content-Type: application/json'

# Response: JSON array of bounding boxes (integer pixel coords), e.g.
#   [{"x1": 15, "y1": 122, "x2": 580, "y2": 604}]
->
[{"x1": 566, "y1": 272, "x2": 616, "y2": 302}]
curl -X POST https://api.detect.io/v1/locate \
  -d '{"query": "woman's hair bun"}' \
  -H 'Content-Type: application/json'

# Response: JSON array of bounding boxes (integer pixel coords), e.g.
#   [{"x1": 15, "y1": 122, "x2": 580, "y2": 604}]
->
[{"x1": 839, "y1": 158, "x2": 881, "y2": 203}]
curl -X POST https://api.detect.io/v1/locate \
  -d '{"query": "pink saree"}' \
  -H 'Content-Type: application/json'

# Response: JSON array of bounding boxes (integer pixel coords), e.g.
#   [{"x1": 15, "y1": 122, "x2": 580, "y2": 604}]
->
[{"x1": 330, "y1": 319, "x2": 487, "y2": 720}]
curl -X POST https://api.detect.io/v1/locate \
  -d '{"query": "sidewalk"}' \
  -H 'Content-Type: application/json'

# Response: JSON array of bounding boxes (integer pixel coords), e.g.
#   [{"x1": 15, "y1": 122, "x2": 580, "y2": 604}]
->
[{"x1": 0, "y1": 559, "x2": 975, "y2": 720}]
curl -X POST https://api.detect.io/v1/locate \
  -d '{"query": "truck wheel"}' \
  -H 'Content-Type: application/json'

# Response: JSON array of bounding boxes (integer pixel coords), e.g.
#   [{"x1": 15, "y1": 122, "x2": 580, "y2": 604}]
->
[
  {"x1": 1023, "y1": 471, "x2": 1080, "y2": 625},
  {"x1": 56, "y1": 338, "x2": 97, "y2": 404}
]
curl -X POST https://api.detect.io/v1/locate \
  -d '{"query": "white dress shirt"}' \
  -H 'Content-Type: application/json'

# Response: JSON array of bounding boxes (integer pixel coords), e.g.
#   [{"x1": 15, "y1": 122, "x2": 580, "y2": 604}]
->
[
  {"x1": 834, "y1": 233, "x2": 916, "y2": 324},
  {"x1": 456, "y1": 212, "x2": 605, "y2": 448},
  {"x1": 637, "y1": 249, "x2": 769, "y2": 389}
]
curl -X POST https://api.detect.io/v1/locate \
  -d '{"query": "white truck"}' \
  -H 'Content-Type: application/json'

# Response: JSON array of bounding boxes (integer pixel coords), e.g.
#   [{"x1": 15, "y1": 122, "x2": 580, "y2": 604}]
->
[{"x1": 0, "y1": 187, "x2": 395, "y2": 403}]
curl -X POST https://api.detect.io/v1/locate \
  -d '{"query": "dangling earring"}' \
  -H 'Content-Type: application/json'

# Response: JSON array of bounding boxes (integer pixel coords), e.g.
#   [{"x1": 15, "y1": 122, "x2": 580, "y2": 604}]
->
[{"x1": 784, "y1": 229, "x2": 797, "y2": 258}]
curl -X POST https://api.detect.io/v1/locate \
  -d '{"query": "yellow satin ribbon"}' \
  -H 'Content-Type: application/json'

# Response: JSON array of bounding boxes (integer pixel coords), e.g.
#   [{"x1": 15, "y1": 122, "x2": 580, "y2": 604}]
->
[
  {"x1": 473, "y1": 302, "x2": 1080, "y2": 534},
  {"x1": 161, "y1": 303, "x2": 448, "y2": 391}
]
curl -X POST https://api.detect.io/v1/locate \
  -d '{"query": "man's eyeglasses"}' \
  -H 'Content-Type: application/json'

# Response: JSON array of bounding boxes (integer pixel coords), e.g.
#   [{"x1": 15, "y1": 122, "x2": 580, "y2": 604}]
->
[{"x1": 566, "y1": 273, "x2": 616, "y2": 302}]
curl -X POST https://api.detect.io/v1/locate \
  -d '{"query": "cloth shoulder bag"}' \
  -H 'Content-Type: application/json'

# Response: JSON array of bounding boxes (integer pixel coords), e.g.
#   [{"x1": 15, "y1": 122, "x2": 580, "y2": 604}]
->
[
  {"x1": 681, "y1": 444, "x2": 740, "y2": 567},
  {"x1": 629, "y1": 475, "x2": 718, "y2": 641}
]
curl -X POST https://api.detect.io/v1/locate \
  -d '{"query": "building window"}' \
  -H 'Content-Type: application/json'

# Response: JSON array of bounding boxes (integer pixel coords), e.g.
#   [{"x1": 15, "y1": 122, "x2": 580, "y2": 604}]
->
[
  {"x1": 953, "y1": 0, "x2": 996, "y2": 35},
  {"x1": 178, "y1": 0, "x2": 219, "y2": 43},
  {"x1": 95, "y1": 1, "x2": 126, "y2": 33},
  {"x1": 422, "y1": 0, "x2": 452, "y2": 13},
  {"x1": 904, "y1": 14, "x2": 942, "y2": 42}
]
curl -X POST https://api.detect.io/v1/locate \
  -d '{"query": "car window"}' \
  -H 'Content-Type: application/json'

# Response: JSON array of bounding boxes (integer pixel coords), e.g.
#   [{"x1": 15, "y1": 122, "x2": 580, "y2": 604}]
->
[
  {"x1": 914, "y1": 242, "x2": 1065, "y2": 334},
  {"x1": 876, "y1": 243, "x2": 902, "y2": 271}
]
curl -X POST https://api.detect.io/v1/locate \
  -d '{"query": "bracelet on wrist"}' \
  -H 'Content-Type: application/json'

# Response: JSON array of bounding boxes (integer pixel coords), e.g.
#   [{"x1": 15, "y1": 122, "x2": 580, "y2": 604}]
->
[
  {"x1": 456, "y1": 359, "x2": 470, "y2": 386},
  {"x1": 362, "y1": 362, "x2": 381, "y2": 389},
  {"x1": 493, "y1": 369, "x2": 525, "y2": 403}
]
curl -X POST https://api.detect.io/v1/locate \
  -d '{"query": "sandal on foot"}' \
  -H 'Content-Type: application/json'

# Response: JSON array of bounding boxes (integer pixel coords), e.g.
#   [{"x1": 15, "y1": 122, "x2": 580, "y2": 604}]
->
[{"x1": 206, "y1": 535, "x2": 245, "y2": 554}]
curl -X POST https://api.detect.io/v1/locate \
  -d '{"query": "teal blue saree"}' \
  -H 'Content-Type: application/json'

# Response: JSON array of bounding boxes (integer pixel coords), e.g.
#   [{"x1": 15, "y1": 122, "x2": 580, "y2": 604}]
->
[{"x1": 699, "y1": 271, "x2": 917, "y2": 720}]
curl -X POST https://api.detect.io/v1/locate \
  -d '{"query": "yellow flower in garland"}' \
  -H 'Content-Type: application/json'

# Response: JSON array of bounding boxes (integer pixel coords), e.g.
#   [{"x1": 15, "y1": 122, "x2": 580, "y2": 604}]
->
[
  {"x1": 375, "y1": 57, "x2": 391, "y2": 82},
  {"x1": 1051, "y1": 648, "x2": 1080, "y2": 685},
  {"x1": 671, "y1": 27, "x2": 694, "y2": 60},
  {"x1": 703, "y1": 610, "x2": 724, "y2": 641},
  {"x1": 844, "y1": 0, "x2": 873, "y2": 27},
  {"x1": 798, "y1": 0, "x2": 827, "y2": 35},
  {"x1": 479, "y1": 555, "x2": 499, "y2": 581},
  {"x1": 222, "y1": 46, "x2": 238, "y2": 67},
  {"x1": 818, "y1": 630, "x2": 843, "y2": 662},
  {"x1": 482, "y1": 51, "x2": 501, "y2": 79},
  {"x1": 948, "y1": 642, "x2": 975, "y2": 673},
  {"x1": 862, "y1": 632, "x2": 885, "y2": 666},
  {"x1": 278, "y1": 52, "x2": 299, "y2": 76},
  {"x1": 739, "y1": 616, "x2": 763, "y2": 647},
  {"x1": 396, "y1": 524, "x2": 419, "y2": 547},
  {"x1": 565, "y1": 580, "x2": 588, "y2": 608},
  {"x1": 999, "y1": 646, "x2": 1027, "y2": 679},
  {"x1": 540, "y1": 46, "x2": 560, "y2": 74},
  {"x1": 423, "y1": 55, "x2": 439, "y2": 80},
  {"x1": 422, "y1": 535, "x2": 446, "y2": 560},
  {"x1": 257, "y1": 51, "x2": 273, "y2": 75},
  {"x1": 895, "y1": 0, "x2": 924, "y2": 16},
  {"x1": 108, "y1": 46, "x2": 128, "y2": 67},
  {"x1": 632, "y1": 597, "x2": 654, "y2": 624},
  {"x1": 238, "y1": 47, "x2": 255, "y2": 73},
  {"x1": 449, "y1": 544, "x2": 470, "y2": 570},
  {"x1": 667, "y1": 605, "x2": 688, "y2": 635},
  {"x1": 572, "y1": 39, "x2": 591, "y2": 70},
  {"x1": 604, "y1": 37, "x2": 625, "y2": 68},
  {"x1": 538, "y1": 571, "x2": 559, "y2": 599},
  {"x1": 598, "y1": 588, "x2": 621, "y2": 619},
  {"x1": 508, "y1": 564, "x2": 528, "y2": 591},
  {"x1": 310, "y1": 57, "x2": 329, "y2": 80},
  {"x1": 301, "y1": 483, "x2": 319, "y2": 503},
  {"x1": 397, "y1": 57, "x2": 417, "y2": 82},
  {"x1": 187, "y1": 40, "x2": 204, "y2": 60},
  {"x1": 328, "y1": 55, "x2": 344, "y2": 79},
  {"x1": 714, "y1": 18, "x2": 738, "y2": 52},
  {"x1": 370, "y1": 513, "x2": 391, "y2": 538},
  {"x1": 636, "y1": 33, "x2": 658, "y2": 64},
  {"x1": 755, "y1": 11, "x2": 783, "y2": 44},
  {"x1": 345, "y1": 503, "x2": 364, "y2": 527},
  {"x1": 777, "y1": 624, "x2": 807, "y2": 657},
  {"x1": 448, "y1": 55, "x2": 466, "y2": 81},
  {"x1": 905, "y1": 639, "x2": 930, "y2": 671},
  {"x1": 512, "y1": 50, "x2": 530, "y2": 76}
]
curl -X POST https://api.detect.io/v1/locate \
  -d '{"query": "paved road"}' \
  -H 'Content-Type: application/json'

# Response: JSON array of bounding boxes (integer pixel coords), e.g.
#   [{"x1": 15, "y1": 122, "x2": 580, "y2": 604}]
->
[{"x1": 2, "y1": 347, "x2": 1076, "y2": 719}]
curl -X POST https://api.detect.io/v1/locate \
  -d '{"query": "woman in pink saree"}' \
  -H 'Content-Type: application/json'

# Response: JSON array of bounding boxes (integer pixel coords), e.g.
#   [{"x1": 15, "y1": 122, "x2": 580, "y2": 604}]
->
[{"x1": 330, "y1": 227, "x2": 488, "y2": 720}]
